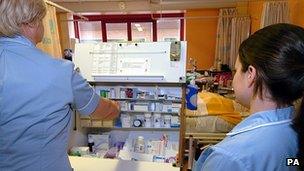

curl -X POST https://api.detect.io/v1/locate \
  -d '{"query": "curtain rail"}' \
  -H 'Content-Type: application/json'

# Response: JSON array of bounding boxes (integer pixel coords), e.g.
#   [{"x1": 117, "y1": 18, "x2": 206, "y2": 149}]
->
[
  {"x1": 151, "y1": 14, "x2": 250, "y2": 20},
  {"x1": 44, "y1": 0, "x2": 88, "y2": 21}
]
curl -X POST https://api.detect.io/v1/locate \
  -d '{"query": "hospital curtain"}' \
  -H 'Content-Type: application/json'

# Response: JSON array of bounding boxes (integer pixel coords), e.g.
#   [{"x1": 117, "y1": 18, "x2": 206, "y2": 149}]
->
[
  {"x1": 229, "y1": 17, "x2": 250, "y2": 69},
  {"x1": 214, "y1": 8, "x2": 237, "y2": 70},
  {"x1": 215, "y1": 8, "x2": 250, "y2": 70},
  {"x1": 37, "y1": 4, "x2": 62, "y2": 58},
  {"x1": 260, "y1": 1, "x2": 289, "y2": 28}
]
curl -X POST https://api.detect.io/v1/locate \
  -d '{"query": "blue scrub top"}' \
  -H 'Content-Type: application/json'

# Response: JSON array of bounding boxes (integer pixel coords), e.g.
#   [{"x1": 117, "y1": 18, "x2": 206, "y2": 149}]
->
[
  {"x1": 194, "y1": 106, "x2": 298, "y2": 171},
  {"x1": 0, "y1": 36, "x2": 100, "y2": 171}
]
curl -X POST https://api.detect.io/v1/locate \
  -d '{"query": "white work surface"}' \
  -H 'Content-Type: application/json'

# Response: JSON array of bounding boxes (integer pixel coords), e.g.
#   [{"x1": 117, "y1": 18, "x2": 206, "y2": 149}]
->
[{"x1": 69, "y1": 156, "x2": 180, "y2": 171}]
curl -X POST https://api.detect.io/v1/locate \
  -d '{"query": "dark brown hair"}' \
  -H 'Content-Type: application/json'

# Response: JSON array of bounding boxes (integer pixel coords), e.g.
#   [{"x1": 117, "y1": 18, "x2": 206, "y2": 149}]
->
[{"x1": 239, "y1": 23, "x2": 304, "y2": 166}]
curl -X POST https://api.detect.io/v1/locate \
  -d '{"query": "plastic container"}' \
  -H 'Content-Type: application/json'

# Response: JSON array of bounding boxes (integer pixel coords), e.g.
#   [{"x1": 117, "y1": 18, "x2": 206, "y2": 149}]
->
[
  {"x1": 146, "y1": 140, "x2": 153, "y2": 154},
  {"x1": 121, "y1": 114, "x2": 131, "y2": 128},
  {"x1": 100, "y1": 89, "x2": 108, "y2": 98},
  {"x1": 110, "y1": 88, "x2": 116, "y2": 98},
  {"x1": 144, "y1": 113, "x2": 152, "y2": 128},
  {"x1": 88, "y1": 137, "x2": 94, "y2": 153},
  {"x1": 148, "y1": 102, "x2": 156, "y2": 111},
  {"x1": 120, "y1": 89, "x2": 126, "y2": 98},
  {"x1": 153, "y1": 155, "x2": 166, "y2": 163},
  {"x1": 155, "y1": 102, "x2": 163, "y2": 112},
  {"x1": 153, "y1": 113, "x2": 162, "y2": 128},
  {"x1": 119, "y1": 101, "x2": 127, "y2": 111},
  {"x1": 134, "y1": 136, "x2": 145, "y2": 153},
  {"x1": 133, "y1": 119, "x2": 142, "y2": 127},
  {"x1": 163, "y1": 115, "x2": 171, "y2": 128},
  {"x1": 186, "y1": 80, "x2": 198, "y2": 110}
]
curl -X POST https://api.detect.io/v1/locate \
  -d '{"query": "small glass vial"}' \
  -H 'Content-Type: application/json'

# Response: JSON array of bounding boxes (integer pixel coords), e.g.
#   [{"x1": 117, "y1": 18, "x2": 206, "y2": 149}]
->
[
  {"x1": 144, "y1": 113, "x2": 152, "y2": 128},
  {"x1": 88, "y1": 137, "x2": 94, "y2": 153},
  {"x1": 148, "y1": 102, "x2": 156, "y2": 111},
  {"x1": 121, "y1": 114, "x2": 131, "y2": 128},
  {"x1": 119, "y1": 101, "x2": 127, "y2": 111},
  {"x1": 134, "y1": 136, "x2": 145, "y2": 153},
  {"x1": 146, "y1": 140, "x2": 153, "y2": 154}
]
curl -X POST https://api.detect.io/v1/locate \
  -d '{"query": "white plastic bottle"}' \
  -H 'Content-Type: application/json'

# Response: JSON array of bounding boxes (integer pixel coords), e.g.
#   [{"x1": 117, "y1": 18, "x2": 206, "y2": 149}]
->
[
  {"x1": 163, "y1": 115, "x2": 171, "y2": 128},
  {"x1": 153, "y1": 113, "x2": 162, "y2": 128}
]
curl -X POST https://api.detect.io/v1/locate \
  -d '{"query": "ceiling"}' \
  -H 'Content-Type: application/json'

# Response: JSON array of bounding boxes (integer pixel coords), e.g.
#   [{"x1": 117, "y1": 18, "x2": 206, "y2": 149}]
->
[{"x1": 50, "y1": 0, "x2": 249, "y2": 13}]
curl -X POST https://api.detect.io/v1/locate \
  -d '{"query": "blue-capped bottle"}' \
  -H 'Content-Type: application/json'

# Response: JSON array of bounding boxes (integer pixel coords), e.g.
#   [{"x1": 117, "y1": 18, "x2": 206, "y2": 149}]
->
[{"x1": 186, "y1": 80, "x2": 198, "y2": 110}]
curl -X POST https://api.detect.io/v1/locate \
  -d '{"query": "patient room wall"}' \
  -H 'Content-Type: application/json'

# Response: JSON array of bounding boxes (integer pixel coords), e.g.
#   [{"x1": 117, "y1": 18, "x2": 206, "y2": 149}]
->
[{"x1": 185, "y1": 9, "x2": 219, "y2": 70}]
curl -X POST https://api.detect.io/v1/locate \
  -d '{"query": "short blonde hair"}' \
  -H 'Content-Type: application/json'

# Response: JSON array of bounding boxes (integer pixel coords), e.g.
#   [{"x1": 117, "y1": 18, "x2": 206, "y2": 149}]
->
[{"x1": 0, "y1": 0, "x2": 47, "y2": 37}]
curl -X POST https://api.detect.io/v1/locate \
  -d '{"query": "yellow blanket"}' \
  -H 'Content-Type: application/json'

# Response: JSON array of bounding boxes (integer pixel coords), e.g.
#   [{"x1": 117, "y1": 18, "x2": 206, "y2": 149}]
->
[{"x1": 186, "y1": 92, "x2": 243, "y2": 125}]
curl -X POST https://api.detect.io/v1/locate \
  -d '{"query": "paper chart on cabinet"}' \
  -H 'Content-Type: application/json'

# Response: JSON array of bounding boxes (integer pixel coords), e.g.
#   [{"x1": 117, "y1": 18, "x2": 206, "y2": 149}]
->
[{"x1": 91, "y1": 44, "x2": 151, "y2": 76}]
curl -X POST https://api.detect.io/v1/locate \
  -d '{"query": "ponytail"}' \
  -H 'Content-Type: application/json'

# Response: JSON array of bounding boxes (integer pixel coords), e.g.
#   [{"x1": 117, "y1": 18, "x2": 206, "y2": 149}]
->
[{"x1": 293, "y1": 98, "x2": 304, "y2": 168}]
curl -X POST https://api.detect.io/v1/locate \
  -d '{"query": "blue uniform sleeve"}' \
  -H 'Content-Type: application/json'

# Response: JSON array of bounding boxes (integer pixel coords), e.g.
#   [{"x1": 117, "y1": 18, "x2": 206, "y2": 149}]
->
[
  {"x1": 71, "y1": 70, "x2": 100, "y2": 115},
  {"x1": 194, "y1": 147, "x2": 246, "y2": 171}
]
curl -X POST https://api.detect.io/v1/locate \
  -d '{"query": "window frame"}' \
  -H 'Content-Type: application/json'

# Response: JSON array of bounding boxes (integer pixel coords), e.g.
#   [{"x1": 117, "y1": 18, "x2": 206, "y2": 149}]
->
[
  {"x1": 77, "y1": 20, "x2": 103, "y2": 43},
  {"x1": 73, "y1": 13, "x2": 184, "y2": 42},
  {"x1": 131, "y1": 22, "x2": 153, "y2": 42}
]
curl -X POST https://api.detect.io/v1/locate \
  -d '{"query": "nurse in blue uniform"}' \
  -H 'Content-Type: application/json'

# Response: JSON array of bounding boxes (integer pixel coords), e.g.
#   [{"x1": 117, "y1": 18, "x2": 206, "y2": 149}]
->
[
  {"x1": 0, "y1": 0, "x2": 120, "y2": 170},
  {"x1": 194, "y1": 24, "x2": 304, "y2": 171}
]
